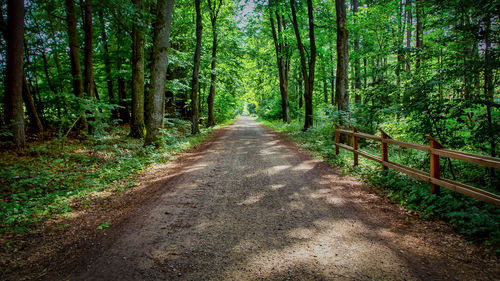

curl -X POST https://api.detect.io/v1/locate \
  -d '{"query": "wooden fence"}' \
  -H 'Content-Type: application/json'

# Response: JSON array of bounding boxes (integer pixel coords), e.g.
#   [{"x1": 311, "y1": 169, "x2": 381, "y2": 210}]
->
[{"x1": 334, "y1": 124, "x2": 500, "y2": 207}]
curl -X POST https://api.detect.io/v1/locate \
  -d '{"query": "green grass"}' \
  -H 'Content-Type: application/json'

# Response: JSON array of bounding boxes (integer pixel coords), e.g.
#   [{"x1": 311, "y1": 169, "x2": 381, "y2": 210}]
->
[
  {"x1": 0, "y1": 119, "x2": 229, "y2": 236},
  {"x1": 259, "y1": 117, "x2": 500, "y2": 248}
]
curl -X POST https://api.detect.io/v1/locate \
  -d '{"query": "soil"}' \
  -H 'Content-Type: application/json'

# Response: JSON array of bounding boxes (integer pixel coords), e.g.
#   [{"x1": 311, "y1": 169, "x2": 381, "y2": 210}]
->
[{"x1": 2, "y1": 117, "x2": 499, "y2": 280}]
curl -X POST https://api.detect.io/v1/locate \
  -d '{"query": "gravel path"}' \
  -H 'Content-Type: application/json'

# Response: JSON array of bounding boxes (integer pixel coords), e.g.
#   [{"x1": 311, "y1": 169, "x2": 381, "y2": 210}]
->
[{"x1": 69, "y1": 117, "x2": 499, "y2": 280}]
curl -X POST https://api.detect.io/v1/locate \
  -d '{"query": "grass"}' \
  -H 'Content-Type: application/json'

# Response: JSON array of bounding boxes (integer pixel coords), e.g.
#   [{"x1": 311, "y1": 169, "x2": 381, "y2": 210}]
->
[
  {"x1": 259, "y1": 117, "x2": 500, "y2": 248},
  {"x1": 0, "y1": 118, "x2": 229, "y2": 236}
]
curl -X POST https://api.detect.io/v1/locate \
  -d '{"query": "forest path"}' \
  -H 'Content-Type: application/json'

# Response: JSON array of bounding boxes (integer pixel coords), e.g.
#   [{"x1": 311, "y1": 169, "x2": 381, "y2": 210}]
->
[{"x1": 69, "y1": 117, "x2": 498, "y2": 280}]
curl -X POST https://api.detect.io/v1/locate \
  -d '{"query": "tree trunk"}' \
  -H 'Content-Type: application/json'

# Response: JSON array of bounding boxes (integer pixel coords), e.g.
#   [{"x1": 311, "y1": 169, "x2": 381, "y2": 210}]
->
[
  {"x1": 4, "y1": 0, "x2": 25, "y2": 150},
  {"x1": 483, "y1": 12, "x2": 496, "y2": 180},
  {"x1": 65, "y1": 0, "x2": 87, "y2": 130},
  {"x1": 144, "y1": 0, "x2": 174, "y2": 147},
  {"x1": 290, "y1": 0, "x2": 316, "y2": 131},
  {"x1": 335, "y1": 0, "x2": 349, "y2": 118},
  {"x1": 270, "y1": 8, "x2": 290, "y2": 123},
  {"x1": 190, "y1": 0, "x2": 202, "y2": 134},
  {"x1": 82, "y1": 0, "x2": 94, "y2": 134},
  {"x1": 207, "y1": 0, "x2": 222, "y2": 127},
  {"x1": 415, "y1": 0, "x2": 423, "y2": 69},
  {"x1": 406, "y1": 0, "x2": 412, "y2": 71},
  {"x1": 22, "y1": 76, "x2": 44, "y2": 134},
  {"x1": 352, "y1": 0, "x2": 361, "y2": 102},
  {"x1": 98, "y1": 11, "x2": 115, "y2": 105},
  {"x1": 335, "y1": 0, "x2": 350, "y2": 144},
  {"x1": 298, "y1": 70, "x2": 303, "y2": 109},
  {"x1": 130, "y1": 0, "x2": 146, "y2": 138}
]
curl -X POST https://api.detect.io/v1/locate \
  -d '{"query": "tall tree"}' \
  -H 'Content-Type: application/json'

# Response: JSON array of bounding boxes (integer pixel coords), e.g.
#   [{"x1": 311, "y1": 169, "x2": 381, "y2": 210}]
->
[
  {"x1": 144, "y1": 0, "x2": 175, "y2": 146},
  {"x1": 65, "y1": 0, "x2": 87, "y2": 129},
  {"x1": 130, "y1": 0, "x2": 146, "y2": 138},
  {"x1": 98, "y1": 11, "x2": 115, "y2": 114},
  {"x1": 290, "y1": 0, "x2": 316, "y2": 130},
  {"x1": 82, "y1": 0, "x2": 94, "y2": 134},
  {"x1": 270, "y1": 5, "x2": 290, "y2": 123},
  {"x1": 352, "y1": 0, "x2": 361, "y2": 102},
  {"x1": 335, "y1": 0, "x2": 349, "y2": 122},
  {"x1": 190, "y1": 0, "x2": 202, "y2": 134},
  {"x1": 405, "y1": 0, "x2": 412, "y2": 71},
  {"x1": 415, "y1": 0, "x2": 423, "y2": 69},
  {"x1": 206, "y1": 0, "x2": 222, "y2": 127},
  {"x1": 4, "y1": 0, "x2": 25, "y2": 150},
  {"x1": 0, "y1": 8, "x2": 43, "y2": 135}
]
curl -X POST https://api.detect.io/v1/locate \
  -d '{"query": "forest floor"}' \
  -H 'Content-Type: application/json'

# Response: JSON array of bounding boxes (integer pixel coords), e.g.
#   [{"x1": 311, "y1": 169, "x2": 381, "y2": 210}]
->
[{"x1": 4, "y1": 116, "x2": 500, "y2": 280}]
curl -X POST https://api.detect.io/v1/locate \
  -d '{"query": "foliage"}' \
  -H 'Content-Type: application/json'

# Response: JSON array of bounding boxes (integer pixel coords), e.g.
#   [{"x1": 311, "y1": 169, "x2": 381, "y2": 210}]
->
[
  {"x1": 0, "y1": 122, "x2": 223, "y2": 235},
  {"x1": 260, "y1": 118, "x2": 500, "y2": 245}
]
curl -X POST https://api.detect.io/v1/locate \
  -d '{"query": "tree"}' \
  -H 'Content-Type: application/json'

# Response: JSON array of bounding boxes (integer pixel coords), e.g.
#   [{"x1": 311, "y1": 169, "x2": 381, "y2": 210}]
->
[
  {"x1": 270, "y1": 4, "x2": 290, "y2": 123},
  {"x1": 290, "y1": 0, "x2": 316, "y2": 130},
  {"x1": 144, "y1": 0, "x2": 175, "y2": 147},
  {"x1": 415, "y1": 0, "x2": 423, "y2": 69},
  {"x1": 82, "y1": 0, "x2": 94, "y2": 134},
  {"x1": 335, "y1": 0, "x2": 349, "y2": 125},
  {"x1": 352, "y1": 0, "x2": 361, "y2": 102},
  {"x1": 190, "y1": 0, "x2": 202, "y2": 134},
  {"x1": 65, "y1": 0, "x2": 87, "y2": 129},
  {"x1": 4, "y1": 0, "x2": 25, "y2": 150},
  {"x1": 206, "y1": 0, "x2": 222, "y2": 127},
  {"x1": 130, "y1": 0, "x2": 146, "y2": 138}
]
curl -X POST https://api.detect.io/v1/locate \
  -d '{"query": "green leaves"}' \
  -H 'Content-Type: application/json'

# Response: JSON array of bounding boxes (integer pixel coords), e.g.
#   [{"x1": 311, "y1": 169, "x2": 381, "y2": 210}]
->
[{"x1": 97, "y1": 222, "x2": 110, "y2": 230}]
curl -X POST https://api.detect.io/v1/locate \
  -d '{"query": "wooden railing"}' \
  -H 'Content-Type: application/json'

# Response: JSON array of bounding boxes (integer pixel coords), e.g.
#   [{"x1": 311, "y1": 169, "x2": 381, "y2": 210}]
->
[{"x1": 334, "y1": 124, "x2": 500, "y2": 207}]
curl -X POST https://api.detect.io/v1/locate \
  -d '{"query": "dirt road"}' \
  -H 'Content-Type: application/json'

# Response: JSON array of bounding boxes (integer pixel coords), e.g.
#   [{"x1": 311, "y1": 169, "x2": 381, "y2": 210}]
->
[{"x1": 68, "y1": 117, "x2": 498, "y2": 280}]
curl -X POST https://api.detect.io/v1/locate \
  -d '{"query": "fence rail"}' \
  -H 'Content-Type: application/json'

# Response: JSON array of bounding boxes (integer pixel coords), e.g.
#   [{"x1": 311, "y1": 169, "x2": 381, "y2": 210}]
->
[{"x1": 334, "y1": 124, "x2": 500, "y2": 207}]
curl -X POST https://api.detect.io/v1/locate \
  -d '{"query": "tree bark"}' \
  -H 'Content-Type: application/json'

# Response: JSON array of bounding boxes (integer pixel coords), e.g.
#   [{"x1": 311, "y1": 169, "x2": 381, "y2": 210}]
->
[
  {"x1": 270, "y1": 7, "x2": 290, "y2": 123},
  {"x1": 352, "y1": 0, "x2": 361, "y2": 102},
  {"x1": 190, "y1": 0, "x2": 202, "y2": 134},
  {"x1": 82, "y1": 0, "x2": 95, "y2": 134},
  {"x1": 98, "y1": 11, "x2": 114, "y2": 105},
  {"x1": 4, "y1": 0, "x2": 25, "y2": 150},
  {"x1": 406, "y1": 0, "x2": 412, "y2": 71},
  {"x1": 22, "y1": 76, "x2": 44, "y2": 134},
  {"x1": 207, "y1": 0, "x2": 222, "y2": 127},
  {"x1": 335, "y1": 0, "x2": 349, "y2": 119},
  {"x1": 130, "y1": 0, "x2": 146, "y2": 138},
  {"x1": 483, "y1": 11, "x2": 496, "y2": 180},
  {"x1": 65, "y1": 0, "x2": 87, "y2": 130},
  {"x1": 290, "y1": 0, "x2": 316, "y2": 131},
  {"x1": 145, "y1": 0, "x2": 175, "y2": 147},
  {"x1": 415, "y1": 0, "x2": 423, "y2": 69}
]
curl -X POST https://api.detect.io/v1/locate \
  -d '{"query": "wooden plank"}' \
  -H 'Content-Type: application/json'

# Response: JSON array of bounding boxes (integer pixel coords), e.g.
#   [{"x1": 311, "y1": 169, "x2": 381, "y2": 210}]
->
[
  {"x1": 431, "y1": 178, "x2": 500, "y2": 207},
  {"x1": 431, "y1": 148, "x2": 500, "y2": 170},
  {"x1": 428, "y1": 135, "x2": 442, "y2": 194},
  {"x1": 335, "y1": 124, "x2": 340, "y2": 155},
  {"x1": 355, "y1": 132, "x2": 382, "y2": 142},
  {"x1": 379, "y1": 129, "x2": 389, "y2": 171},
  {"x1": 382, "y1": 138, "x2": 430, "y2": 152},
  {"x1": 352, "y1": 126, "x2": 359, "y2": 166},
  {"x1": 335, "y1": 139, "x2": 500, "y2": 207}
]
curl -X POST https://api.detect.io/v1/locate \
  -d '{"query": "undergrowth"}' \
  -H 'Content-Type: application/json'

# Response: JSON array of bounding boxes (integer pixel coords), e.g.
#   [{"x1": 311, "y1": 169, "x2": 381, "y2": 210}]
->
[
  {"x1": 0, "y1": 118, "x2": 228, "y2": 236},
  {"x1": 259, "y1": 117, "x2": 500, "y2": 247}
]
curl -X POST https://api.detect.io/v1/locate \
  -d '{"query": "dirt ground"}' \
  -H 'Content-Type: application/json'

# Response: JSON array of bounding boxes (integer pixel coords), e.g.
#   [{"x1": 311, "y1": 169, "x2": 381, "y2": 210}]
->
[{"x1": 3, "y1": 117, "x2": 499, "y2": 280}]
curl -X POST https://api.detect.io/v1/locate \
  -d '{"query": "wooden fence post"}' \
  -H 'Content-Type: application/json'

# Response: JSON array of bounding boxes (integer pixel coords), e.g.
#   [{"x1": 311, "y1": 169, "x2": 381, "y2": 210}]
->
[
  {"x1": 351, "y1": 126, "x2": 358, "y2": 166},
  {"x1": 334, "y1": 123, "x2": 340, "y2": 155},
  {"x1": 427, "y1": 135, "x2": 442, "y2": 194},
  {"x1": 379, "y1": 129, "x2": 389, "y2": 171}
]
